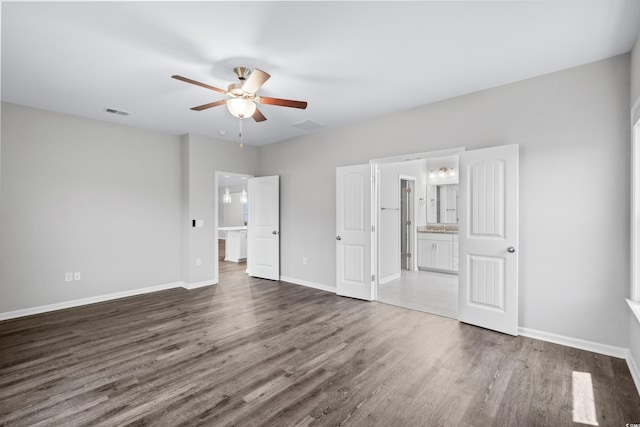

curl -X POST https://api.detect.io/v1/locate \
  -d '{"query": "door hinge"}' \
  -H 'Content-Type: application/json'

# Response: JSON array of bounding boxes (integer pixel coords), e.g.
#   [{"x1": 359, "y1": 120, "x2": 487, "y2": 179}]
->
[
  {"x1": 405, "y1": 220, "x2": 412, "y2": 225},
  {"x1": 371, "y1": 274, "x2": 375, "y2": 282},
  {"x1": 407, "y1": 253, "x2": 412, "y2": 258},
  {"x1": 405, "y1": 187, "x2": 412, "y2": 193}
]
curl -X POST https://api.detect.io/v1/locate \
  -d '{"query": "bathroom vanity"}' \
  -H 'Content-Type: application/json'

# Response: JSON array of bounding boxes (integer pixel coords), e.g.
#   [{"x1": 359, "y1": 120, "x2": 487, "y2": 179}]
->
[{"x1": 417, "y1": 227, "x2": 459, "y2": 273}]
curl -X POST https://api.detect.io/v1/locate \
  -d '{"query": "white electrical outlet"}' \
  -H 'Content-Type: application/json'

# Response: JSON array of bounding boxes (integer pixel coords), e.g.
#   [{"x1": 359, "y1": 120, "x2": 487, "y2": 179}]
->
[
  {"x1": 74, "y1": 272, "x2": 81, "y2": 281},
  {"x1": 302, "y1": 257, "x2": 307, "y2": 265},
  {"x1": 195, "y1": 258, "x2": 201, "y2": 266},
  {"x1": 65, "y1": 272, "x2": 73, "y2": 282}
]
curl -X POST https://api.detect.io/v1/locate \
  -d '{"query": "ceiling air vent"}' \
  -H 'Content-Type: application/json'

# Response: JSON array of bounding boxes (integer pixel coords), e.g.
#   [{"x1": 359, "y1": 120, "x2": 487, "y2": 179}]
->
[
  {"x1": 292, "y1": 119, "x2": 326, "y2": 132},
  {"x1": 103, "y1": 107, "x2": 131, "y2": 116}
]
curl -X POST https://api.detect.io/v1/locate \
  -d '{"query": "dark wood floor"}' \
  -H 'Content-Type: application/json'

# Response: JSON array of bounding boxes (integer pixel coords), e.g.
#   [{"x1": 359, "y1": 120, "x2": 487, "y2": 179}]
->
[{"x1": 1, "y1": 262, "x2": 639, "y2": 426}]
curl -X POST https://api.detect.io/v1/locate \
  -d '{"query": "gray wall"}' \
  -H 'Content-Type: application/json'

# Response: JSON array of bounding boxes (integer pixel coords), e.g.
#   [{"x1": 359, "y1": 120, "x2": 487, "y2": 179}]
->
[
  {"x1": 0, "y1": 104, "x2": 259, "y2": 309},
  {"x1": 181, "y1": 134, "x2": 258, "y2": 285},
  {"x1": 0, "y1": 102, "x2": 182, "y2": 312},
  {"x1": 259, "y1": 55, "x2": 631, "y2": 347}
]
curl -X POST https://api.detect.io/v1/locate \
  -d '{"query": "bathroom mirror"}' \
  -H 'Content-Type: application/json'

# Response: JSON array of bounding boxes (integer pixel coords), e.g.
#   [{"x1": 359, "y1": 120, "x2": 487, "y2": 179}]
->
[{"x1": 426, "y1": 184, "x2": 458, "y2": 224}]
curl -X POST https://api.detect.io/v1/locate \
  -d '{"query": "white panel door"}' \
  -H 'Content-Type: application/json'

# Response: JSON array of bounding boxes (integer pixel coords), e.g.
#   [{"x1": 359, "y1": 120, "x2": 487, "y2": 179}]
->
[
  {"x1": 336, "y1": 164, "x2": 372, "y2": 300},
  {"x1": 247, "y1": 176, "x2": 280, "y2": 280},
  {"x1": 459, "y1": 145, "x2": 519, "y2": 335}
]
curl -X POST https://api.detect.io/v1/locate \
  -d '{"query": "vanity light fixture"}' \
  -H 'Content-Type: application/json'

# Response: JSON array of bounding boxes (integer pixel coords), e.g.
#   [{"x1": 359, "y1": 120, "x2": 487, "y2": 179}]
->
[
  {"x1": 223, "y1": 176, "x2": 232, "y2": 204},
  {"x1": 438, "y1": 167, "x2": 455, "y2": 177},
  {"x1": 429, "y1": 170, "x2": 435, "y2": 178}
]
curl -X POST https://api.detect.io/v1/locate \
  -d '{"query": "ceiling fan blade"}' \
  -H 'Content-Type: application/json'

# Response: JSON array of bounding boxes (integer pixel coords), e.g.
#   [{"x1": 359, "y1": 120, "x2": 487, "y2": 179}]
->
[
  {"x1": 257, "y1": 96, "x2": 308, "y2": 109},
  {"x1": 172, "y1": 75, "x2": 227, "y2": 94},
  {"x1": 191, "y1": 99, "x2": 227, "y2": 111},
  {"x1": 242, "y1": 69, "x2": 270, "y2": 94},
  {"x1": 252, "y1": 108, "x2": 267, "y2": 122}
]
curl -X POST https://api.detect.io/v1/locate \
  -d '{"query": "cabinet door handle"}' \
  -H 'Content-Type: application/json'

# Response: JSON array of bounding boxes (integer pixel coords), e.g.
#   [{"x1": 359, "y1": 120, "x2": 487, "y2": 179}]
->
[
  {"x1": 507, "y1": 246, "x2": 515, "y2": 253},
  {"x1": 336, "y1": 236, "x2": 342, "y2": 241}
]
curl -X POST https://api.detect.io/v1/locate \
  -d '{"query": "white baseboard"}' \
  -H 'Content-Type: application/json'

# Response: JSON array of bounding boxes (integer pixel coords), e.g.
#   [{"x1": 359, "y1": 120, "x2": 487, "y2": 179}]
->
[
  {"x1": 280, "y1": 276, "x2": 335, "y2": 293},
  {"x1": 518, "y1": 327, "x2": 628, "y2": 359},
  {"x1": 0, "y1": 281, "x2": 185, "y2": 321},
  {"x1": 181, "y1": 279, "x2": 216, "y2": 290},
  {"x1": 379, "y1": 273, "x2": 401, "y2": 285},
  {"x1": 626, "y1": 349, "x2": 640, "y2": 396}
]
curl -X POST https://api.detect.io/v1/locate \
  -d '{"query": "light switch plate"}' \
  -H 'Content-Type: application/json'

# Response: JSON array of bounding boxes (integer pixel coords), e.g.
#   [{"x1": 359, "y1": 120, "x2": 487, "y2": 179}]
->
[
  {"x1": 74, "y1": 272, "x2": 81, "y2": 280},
  {"x1": 65, "y1": 272, "x2": 73, "y2": 282}
]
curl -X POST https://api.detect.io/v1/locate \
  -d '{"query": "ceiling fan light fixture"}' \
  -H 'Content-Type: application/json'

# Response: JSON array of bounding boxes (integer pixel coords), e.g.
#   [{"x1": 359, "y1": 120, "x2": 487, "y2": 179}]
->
[{"x1": 227, "y1": 98, "x2": 256, "y2": 119}]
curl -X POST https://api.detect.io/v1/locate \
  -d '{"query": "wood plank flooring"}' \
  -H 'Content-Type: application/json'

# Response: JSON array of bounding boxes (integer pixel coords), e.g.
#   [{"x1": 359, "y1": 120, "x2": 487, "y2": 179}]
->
[{"x1": 1, "y1": 262, "x2": 640, "y2": 426}]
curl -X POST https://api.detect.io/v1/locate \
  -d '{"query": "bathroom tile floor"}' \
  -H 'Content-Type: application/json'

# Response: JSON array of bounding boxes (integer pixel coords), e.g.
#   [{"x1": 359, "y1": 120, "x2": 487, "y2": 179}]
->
[{"x1": 377, "y1": 269, "x2": 458, "y2": 319}]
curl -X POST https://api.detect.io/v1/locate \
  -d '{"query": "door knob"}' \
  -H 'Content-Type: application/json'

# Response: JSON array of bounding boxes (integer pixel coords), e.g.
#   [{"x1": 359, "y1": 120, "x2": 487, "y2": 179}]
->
[
  {"x1": 507, "y1": 246, "x2": 516, "y2": 253},
  {"x1": 336, "y1": 236, "x2": 342, "y2": 241},
  {"x1": 272, "y1": 230, "x2": 279, "y2": 235}
]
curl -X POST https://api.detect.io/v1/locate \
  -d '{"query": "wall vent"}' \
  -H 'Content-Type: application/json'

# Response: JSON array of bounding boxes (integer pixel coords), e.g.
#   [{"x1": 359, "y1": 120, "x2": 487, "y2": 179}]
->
[
  {"x1": 103, "y1": 107, "x2": 131, "y2": 116},
  {"x1": 292, "y1": 119, "x2": 327, "y2": 131}
]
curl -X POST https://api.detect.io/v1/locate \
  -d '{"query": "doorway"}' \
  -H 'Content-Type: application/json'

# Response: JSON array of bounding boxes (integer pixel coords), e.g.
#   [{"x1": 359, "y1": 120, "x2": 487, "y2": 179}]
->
[
  {"x1": 375, "y1": 155, "x2": 460, "y2": 319},
  {"x1": 216, "y1": 172, "x2": 252, "y2": 275},
  {"x1": 337, "y1": 145, "x2": 519, "y2": 335}
]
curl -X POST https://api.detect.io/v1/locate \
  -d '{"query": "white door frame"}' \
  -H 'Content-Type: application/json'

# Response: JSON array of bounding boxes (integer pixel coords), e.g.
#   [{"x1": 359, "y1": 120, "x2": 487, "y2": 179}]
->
[
  {"x1": 631, "y1": 99, "x2": 640, "y2": 302},
  {"x1": 370, "y1": 147, "x2": 465, "y2": 300}
]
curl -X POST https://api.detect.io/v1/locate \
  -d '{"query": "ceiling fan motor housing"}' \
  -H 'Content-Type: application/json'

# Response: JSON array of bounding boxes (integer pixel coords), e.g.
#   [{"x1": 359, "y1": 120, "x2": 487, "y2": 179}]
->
[
  {"x1": 234, "y1": 66, "x2": 251, "y2": 81},
  {"x1": 228, "y1": 82, "x2": 246, "y2": 97}
]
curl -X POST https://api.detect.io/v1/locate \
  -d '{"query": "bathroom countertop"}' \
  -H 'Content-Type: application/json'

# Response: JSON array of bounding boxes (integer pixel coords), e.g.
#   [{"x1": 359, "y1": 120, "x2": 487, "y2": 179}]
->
[{"x1": 417, "y1": 225, "x2": 459, "y2": 234}]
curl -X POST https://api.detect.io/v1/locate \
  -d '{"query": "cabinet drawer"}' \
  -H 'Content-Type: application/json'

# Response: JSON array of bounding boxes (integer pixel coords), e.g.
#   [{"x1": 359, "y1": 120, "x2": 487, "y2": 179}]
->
[{"x1": 418, "y1": 232, "x2": 454, "y2": 242}]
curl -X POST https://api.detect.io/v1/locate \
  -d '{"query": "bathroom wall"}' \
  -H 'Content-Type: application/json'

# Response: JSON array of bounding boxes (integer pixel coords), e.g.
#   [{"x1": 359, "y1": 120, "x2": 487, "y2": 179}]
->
[{"x1": 377, "y1": 159, "x2": 427, "y2": 282}]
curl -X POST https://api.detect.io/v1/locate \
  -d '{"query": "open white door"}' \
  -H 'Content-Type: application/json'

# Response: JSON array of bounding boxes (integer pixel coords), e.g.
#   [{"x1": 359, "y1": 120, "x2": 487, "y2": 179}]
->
[
  {"x1": 336, "y1": 164, "x2": 373, "y2": 300},
  {"x1": 459, "y1": 144, "x2": 519, "y2": 335},
  {"x1": 247, "y1": 176, "x2": 280, "y2": 280}
]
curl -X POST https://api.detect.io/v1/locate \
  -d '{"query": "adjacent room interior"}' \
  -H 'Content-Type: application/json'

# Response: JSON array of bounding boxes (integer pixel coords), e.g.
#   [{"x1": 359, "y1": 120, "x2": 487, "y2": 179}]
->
[
  {"x1": 376, "y1": 154, "x2": 460, "y2": 319},
  {"x1": 217, "y1": 172, "x2": 251, "y2": 272}
]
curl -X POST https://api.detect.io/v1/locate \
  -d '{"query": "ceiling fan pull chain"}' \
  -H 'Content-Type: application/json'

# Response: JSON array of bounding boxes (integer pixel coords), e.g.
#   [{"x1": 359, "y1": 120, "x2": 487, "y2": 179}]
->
[{"x1": 239, "y1": 118, "x2": 244, "y2": 149}]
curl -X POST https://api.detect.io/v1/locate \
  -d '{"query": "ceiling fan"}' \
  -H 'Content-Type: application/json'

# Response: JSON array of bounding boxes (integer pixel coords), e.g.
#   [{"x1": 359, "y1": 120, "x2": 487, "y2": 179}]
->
[{"x1": 172, "y1": 67, "x2": 308, "y2": 122}]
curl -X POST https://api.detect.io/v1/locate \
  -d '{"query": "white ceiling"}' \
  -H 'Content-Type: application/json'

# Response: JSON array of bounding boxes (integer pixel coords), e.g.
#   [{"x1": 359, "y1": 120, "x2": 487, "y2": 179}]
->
[{"x1": 3, "y1": 1, "x2": 640, "y2": 147}]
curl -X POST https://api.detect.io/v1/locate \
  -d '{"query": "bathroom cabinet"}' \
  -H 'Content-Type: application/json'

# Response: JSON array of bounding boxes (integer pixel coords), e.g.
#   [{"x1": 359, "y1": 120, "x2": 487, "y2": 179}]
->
[{"x1": 417, "y1": 232, "x2": 458, "y2": 273}]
